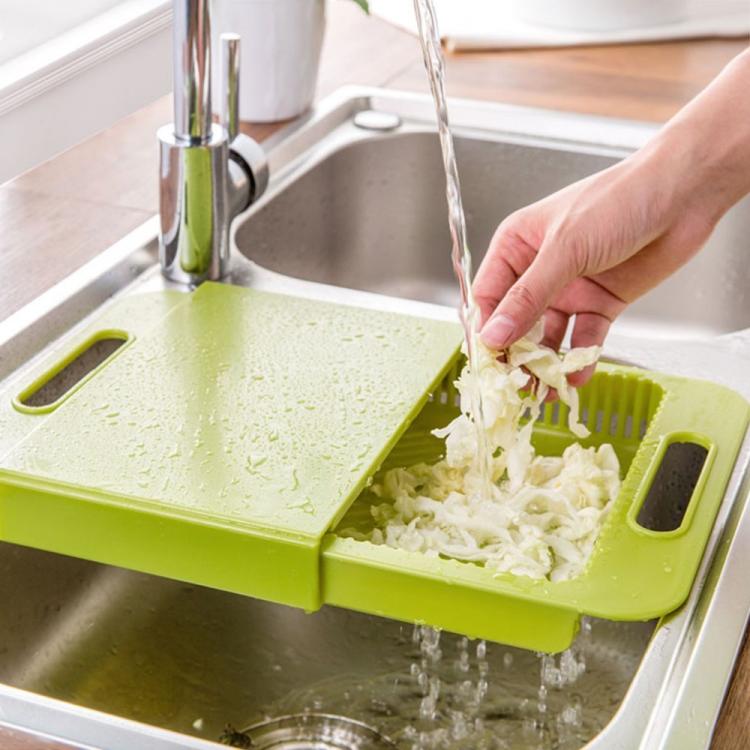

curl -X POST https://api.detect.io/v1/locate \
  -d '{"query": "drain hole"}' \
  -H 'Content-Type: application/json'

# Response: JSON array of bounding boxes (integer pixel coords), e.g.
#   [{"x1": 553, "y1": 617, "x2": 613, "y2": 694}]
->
[
  {"x1": 232, "y1": 714, "x2": 396, "y2": 749},
  {"x1": 19, "y1": 336, "x2": 126, "y2": 408},
  {"x1": 636, "y1": 442, "x2": 709, "y2": 532}
]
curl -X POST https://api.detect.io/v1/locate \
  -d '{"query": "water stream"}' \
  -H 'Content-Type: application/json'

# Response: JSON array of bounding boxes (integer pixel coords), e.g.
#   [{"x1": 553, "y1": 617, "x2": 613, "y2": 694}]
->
[
  {"x1": 240, "y1": 6, "x2": 629, "y2": 748},
  {"x1": 257, "y1": 619, "x2": 642, "y2": 749},
  {"x1": 341, "y1": 4, "x2": 596, "y2": 747},
  {"x1": 412, "y1": 0, "x2": 493, "y2": 497}
]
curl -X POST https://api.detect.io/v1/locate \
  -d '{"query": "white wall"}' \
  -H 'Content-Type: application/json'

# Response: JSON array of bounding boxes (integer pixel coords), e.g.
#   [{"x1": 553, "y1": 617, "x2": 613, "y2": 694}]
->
[{"x1": 0, "y1": 1, "x2": 172, "y2": 184}]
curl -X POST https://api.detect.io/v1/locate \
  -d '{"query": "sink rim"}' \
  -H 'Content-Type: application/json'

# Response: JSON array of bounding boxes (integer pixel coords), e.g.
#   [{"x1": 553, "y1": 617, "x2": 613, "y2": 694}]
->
[
  {"x1": 0, "y1": 87, "x2": 748, "y2": 750},
  {"x1": 239, "y1": 85, "x2": 750, "y2": 342}
]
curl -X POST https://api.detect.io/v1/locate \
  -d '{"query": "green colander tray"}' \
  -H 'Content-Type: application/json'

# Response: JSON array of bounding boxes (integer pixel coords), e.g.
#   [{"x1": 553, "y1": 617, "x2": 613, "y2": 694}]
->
[
  {"x1": 0, "y1": 282, "x2": 747, "y2": 653},
  {"x1": 323, "y1": 357, "x2": 749, "y2": 651}
]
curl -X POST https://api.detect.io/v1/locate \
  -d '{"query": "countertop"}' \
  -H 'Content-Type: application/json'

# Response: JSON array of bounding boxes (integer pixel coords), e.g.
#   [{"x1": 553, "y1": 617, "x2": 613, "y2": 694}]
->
[{"x1": 0, "y1": 3, "x2": 748, "y2": 748}]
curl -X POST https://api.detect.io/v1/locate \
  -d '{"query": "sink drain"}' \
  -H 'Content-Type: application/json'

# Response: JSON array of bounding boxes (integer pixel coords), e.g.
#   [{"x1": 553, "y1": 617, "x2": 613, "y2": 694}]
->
[{"x1": 234, "y1": 713, "x2": 396, "y2": 749}]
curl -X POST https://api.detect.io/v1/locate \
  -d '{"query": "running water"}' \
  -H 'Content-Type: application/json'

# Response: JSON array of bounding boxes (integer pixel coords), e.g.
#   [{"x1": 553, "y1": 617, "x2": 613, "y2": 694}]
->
[
  {"x1": 234, "y1": 5, "x2": 618, "y2": 748},
  {"x1": 257, "y1": 619, "x2": 637, "y2": 749},
  {"x1": 412, "y1": 0, "x2": 493, "y2": 496}
]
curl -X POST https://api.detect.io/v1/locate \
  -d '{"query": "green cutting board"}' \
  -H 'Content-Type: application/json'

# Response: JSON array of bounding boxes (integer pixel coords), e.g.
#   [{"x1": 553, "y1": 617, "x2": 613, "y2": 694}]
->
[
  {"x1": 2, "y1": 281, "x2": 748, "y2": 652},
  {"x1": 0, "y1": 282, "x2": 462, "y2": 610}
]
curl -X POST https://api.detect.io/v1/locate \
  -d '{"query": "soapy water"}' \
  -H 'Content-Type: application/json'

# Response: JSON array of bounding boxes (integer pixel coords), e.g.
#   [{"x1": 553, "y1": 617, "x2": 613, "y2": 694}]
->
[{"x1": 258, "y1": 619, "x2": 640, "y2": 750}]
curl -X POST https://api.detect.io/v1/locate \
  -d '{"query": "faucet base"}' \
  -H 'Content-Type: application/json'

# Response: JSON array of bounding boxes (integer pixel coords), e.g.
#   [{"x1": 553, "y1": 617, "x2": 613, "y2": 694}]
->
[{"x1": 158, "y1": 123, "x2": 232, "y2": 285}]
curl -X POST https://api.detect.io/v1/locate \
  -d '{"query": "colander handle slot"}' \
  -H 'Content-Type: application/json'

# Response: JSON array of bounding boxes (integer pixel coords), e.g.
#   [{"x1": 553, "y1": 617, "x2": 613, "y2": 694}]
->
[
  {"x1": 627, "y1": 433, "x2": 715, "y2": 538},
  {"x1": 13, "y1": 330, "x2": 132, "y2": 415}
]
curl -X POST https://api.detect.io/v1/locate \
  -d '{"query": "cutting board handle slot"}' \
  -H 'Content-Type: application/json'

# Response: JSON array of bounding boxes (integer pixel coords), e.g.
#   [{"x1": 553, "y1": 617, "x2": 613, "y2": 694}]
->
[
  {"x1": 13, "y1": 330, "x2": 131, "y2": 414},
  {"x1": 628, "y1": 433, "x2": 714, "y2": 537}
]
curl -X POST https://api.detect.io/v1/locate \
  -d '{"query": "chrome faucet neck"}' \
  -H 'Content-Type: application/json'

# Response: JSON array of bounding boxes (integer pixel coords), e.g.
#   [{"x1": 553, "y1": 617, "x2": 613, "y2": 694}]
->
[
  {"x1": 173, "y1": 0, "x2": 212, "y2": 143},
  {"x1": 158, "y1": 0, "x2": 268, "y2": 285}
]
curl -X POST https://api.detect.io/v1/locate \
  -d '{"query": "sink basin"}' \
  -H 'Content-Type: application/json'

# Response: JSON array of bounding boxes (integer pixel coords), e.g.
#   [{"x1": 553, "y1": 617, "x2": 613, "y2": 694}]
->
[
  {"x1": 236, "y1": 96, "x2": 750, "y2": 340},
  {"x1": 0, "y1": 88, "x2": 748, "y2": 750},
  {"x1": 0, "y1": 543, "x2": 652, "y2": 748}
]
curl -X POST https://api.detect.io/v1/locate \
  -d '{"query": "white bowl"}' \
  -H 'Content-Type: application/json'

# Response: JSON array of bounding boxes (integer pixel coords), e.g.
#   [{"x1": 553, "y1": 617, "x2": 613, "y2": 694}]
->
[
  {"x1": 212, "y1": 0, "x2": 326, "y2": 123},
  {"x1": 516, "y1": 0, "x2": 689, "y2": 31}
]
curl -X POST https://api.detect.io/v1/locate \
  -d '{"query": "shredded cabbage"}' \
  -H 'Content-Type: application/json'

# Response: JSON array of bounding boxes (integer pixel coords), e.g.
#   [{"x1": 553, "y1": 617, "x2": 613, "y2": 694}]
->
[{"x1": 347, "y1": 324, "x2": 620, "y2": 582}]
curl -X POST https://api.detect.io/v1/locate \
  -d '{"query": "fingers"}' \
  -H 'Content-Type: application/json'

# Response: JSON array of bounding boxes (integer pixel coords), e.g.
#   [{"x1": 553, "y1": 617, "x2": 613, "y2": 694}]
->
[
  {"x1": 473, "y1": 216, "x2": 538, "y2": 328},
  {"x1": 473, "y1": 254, "x2": 517, "y2": 329},
  {"x1": 541, "y1": 308, "x2": 570, "y2": 351},
  {"x1": 538, "y1": 309, "x2": 568, "y2": 402},
  {"x1": 480, "y1": 248, "x2": 574, "y2": 349},
  {"x1": 567, "y1": 312, "x2": 612, "y2": 387}
]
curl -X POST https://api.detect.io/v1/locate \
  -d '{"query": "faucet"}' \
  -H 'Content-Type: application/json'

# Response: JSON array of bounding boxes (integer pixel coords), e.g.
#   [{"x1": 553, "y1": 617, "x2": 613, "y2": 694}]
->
[{"x1": 158, "y1": 0, "x2": 268, "y2": 284}]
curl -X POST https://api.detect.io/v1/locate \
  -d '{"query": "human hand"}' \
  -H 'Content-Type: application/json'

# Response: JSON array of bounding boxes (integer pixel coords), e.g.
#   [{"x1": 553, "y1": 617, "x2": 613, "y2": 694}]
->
[
  {"x1": 474, "y1": 150, "x2": 713, "y2": 384},
  {"x1": 474, "y1": 49, "x2": 750, "y2": 386}
]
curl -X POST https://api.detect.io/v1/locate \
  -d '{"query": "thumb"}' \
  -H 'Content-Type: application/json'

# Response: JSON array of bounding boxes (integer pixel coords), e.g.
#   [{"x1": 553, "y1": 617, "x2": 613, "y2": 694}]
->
[{"x1": 480, "y1": 245, "x2": 574, "y2": 349}]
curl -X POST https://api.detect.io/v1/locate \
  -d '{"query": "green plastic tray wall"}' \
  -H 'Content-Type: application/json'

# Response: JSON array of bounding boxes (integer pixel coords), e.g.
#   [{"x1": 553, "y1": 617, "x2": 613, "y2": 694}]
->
[
  {"x1": 322, "y1": 362, "x2": 749, "y2": 652},
  {"x1": 0, "y1": 284, "x2": 462, "y2": 611}
]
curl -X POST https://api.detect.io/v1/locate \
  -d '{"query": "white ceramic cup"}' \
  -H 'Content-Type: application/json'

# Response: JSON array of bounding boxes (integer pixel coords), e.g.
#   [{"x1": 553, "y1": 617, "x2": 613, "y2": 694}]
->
[
  {"x1": 212, "y1": 0, "x2": 326, "y2": 123},
  {"x1": 515, "y1": 0, "x2": 688, "y2": 31}
]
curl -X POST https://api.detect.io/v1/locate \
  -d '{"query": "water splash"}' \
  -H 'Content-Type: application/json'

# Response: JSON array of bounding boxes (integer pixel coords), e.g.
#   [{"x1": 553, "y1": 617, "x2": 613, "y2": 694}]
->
[{"x1": 259, "y1": 619, "x2": 620, "y2": 749}]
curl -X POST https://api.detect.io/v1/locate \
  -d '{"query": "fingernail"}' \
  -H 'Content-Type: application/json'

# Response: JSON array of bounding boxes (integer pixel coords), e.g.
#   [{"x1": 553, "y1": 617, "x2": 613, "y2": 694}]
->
[{"x1": 481, "y1": 313, "x2": 516, "y2": 348}]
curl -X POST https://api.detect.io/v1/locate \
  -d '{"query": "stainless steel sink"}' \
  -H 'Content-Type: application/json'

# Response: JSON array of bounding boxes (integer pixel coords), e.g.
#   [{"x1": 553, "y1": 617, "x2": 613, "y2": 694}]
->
[
  {"x1": 0, "y1": 88, "x2": 749, "y2": 750},
  {"x1": 0, "y1": 543, "x2": 651, "y2": 749},
  {"x1": 236, "y1": 91, "x2": 750, "y2": 341}
]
